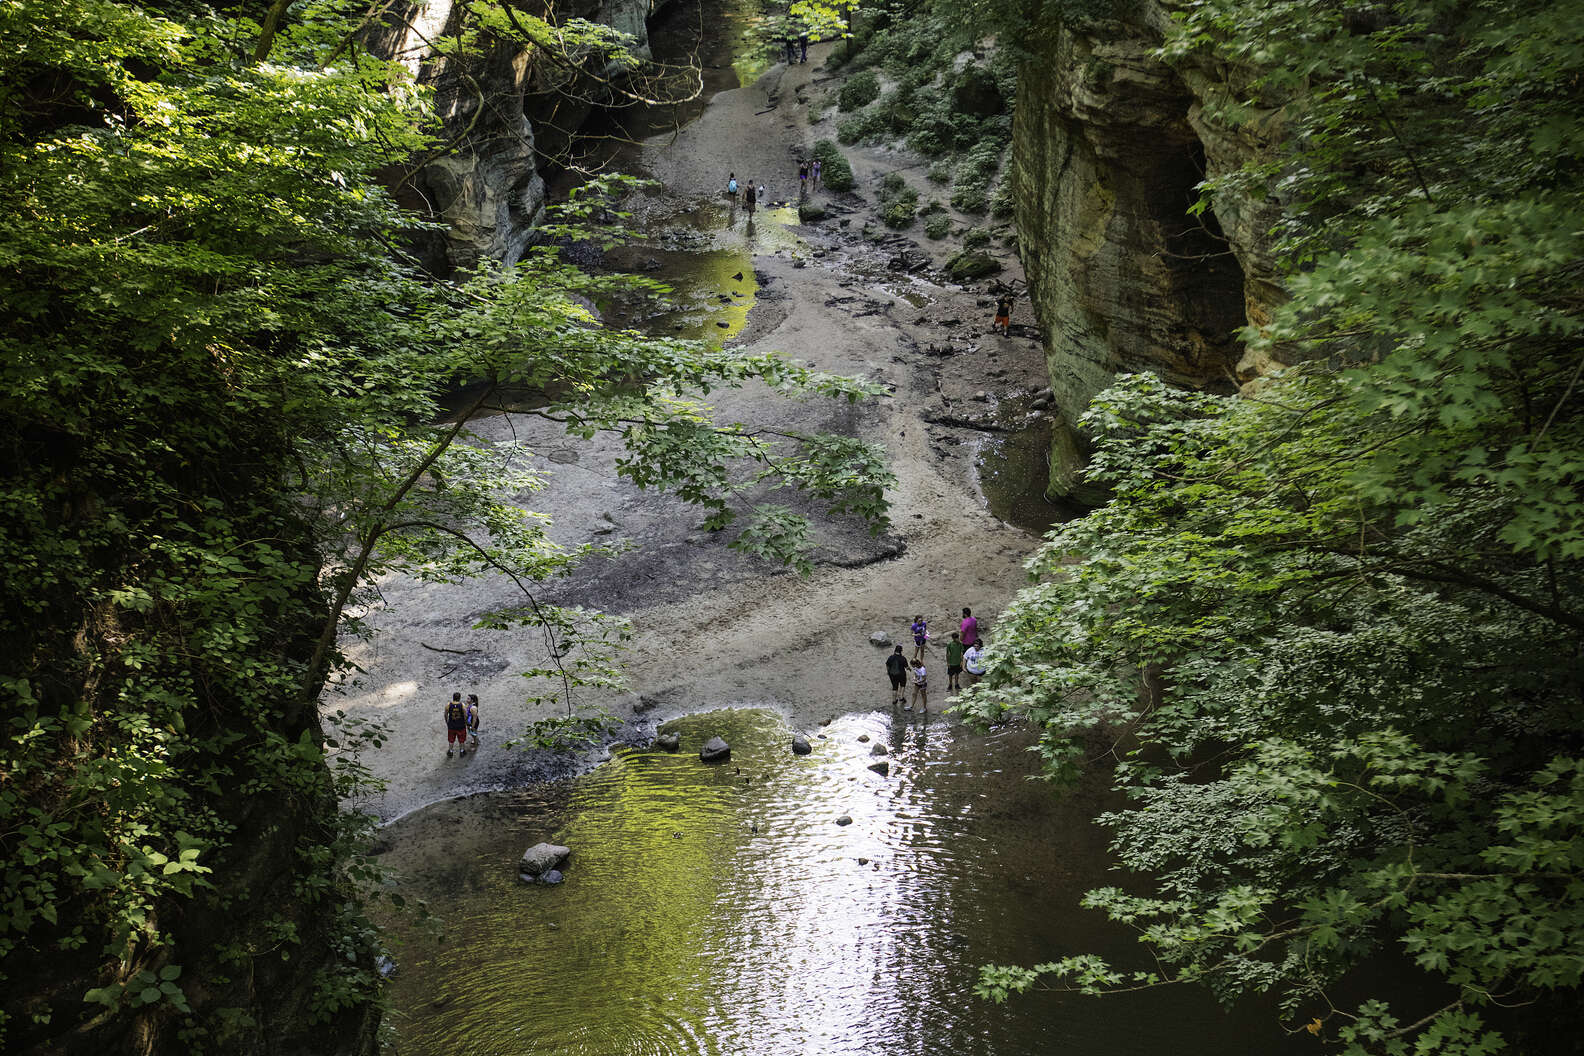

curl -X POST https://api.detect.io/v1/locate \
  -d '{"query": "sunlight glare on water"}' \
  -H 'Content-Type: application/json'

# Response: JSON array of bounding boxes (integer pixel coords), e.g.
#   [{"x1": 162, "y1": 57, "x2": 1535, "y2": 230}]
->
[{"x1": 379, "y1": 709, "x2": 1305, "y2": 1056}]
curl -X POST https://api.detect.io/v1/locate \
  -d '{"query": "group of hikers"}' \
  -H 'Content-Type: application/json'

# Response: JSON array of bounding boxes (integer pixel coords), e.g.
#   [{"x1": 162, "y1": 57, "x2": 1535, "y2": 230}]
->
[
  {"x1": 441, "y1": 692, "x2": 481, "y2": 757},
  {"x1": 725, "y1": 173, "x2": 767, "y2": 215},
  {"x1": 885, "y1": 607, "x2": 985, "y2": 713},
  {"x1": 781, "y1": 29, "x2": 811, "y2": 65},
  {"x1": 725, "y1": 157, "x2": 821, "y2": 216},
  {"x1": 440, "y1": 608, "x2": 982, "y2": 755}
]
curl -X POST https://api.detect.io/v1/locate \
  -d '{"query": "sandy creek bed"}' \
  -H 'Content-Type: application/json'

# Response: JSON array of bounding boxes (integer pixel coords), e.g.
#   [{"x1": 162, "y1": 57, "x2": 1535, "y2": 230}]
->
[{"x1": 330, "y1": 27, "x2": 1307, "y2": 1056}]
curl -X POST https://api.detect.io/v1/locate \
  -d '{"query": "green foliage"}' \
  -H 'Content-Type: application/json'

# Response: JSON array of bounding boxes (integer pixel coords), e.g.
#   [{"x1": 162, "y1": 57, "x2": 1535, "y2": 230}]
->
[
  {"x1": 961, "y1": 0, "x2": 1584, "y2": 1052},
  {"x1": 949, "y1": 140, "x2": 1005, "y2": 214},
  {"x1": 875, "y1": 172, "x2": 919, "y2": 228},
  {"x1": 0, "y1": 0, "x2": 891, "y2": 1048},
  {"x1": 812, "y1": 140, "x2": 856, "y2": 191},
  {"x1": 989, "y1": 180, "x2": 1015, "y2": 219},
  {"x1": 839, "y1": 68, "x2": 882, "y2": 110},
  {"x1": 513, "y1": 707, "x2": 625, "y2": 754},
  {"x1": 924, "y1": 214, "x2": 952, "y2": 239}
]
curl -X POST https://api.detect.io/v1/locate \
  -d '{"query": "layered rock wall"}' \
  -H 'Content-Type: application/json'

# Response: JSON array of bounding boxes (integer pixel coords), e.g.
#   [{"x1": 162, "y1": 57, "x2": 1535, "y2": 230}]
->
[
  {"x1": 364, "y1": 0, "x2": 662, "y2": 272},
  {"x1": 1010, "y1": 5, "x2": 1284, "y2": 500}
]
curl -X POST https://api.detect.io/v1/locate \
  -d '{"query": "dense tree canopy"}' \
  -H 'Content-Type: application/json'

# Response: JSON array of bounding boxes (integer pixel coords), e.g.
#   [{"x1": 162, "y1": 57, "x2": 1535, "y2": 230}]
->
[
  {"x1": 964, "y1": 0, "x2": 1584, "y2": 1053},
  {"x1": 0, "y1": 0, "x2": 887, "y2": 1050}
]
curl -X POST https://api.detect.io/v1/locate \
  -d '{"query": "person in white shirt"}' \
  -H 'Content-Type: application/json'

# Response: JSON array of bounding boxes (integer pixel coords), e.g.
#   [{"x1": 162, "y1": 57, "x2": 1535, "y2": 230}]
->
[{"x1": 964, "y1": 642, "x2": 986, "y2": 685}]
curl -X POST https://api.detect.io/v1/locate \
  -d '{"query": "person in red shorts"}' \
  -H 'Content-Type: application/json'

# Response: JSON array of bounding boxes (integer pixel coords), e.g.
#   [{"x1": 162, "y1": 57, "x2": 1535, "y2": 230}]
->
[
  {"x1": 993, "y1": 294, "x2": 1013, "y2": 336},
  {"x1": 444, "y1": 692, "x2": 469, "y2": 757}
]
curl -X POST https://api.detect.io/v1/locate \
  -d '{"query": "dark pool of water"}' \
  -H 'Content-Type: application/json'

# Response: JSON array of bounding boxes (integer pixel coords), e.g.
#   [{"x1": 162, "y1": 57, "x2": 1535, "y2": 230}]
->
[
  {"x1": 976, "y1": 406, "x2": 1088, "y2": 537},
  {"x1": 377, "y1": 709, "x2": 1308, "y2": 1055}
]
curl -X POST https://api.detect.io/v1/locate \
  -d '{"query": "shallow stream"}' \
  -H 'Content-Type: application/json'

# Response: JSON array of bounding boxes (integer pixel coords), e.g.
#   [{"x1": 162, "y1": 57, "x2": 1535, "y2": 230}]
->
[{"x1": 378, "y1": 709, "x2": 1305, "y2": 1055}]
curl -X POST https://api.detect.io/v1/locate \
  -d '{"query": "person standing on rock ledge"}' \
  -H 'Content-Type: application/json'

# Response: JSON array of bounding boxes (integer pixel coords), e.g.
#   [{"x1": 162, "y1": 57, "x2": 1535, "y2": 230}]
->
[
  {"x1": 885, "y1": 644, "x2": 909, "y2": 707},
  {"x1": 443, "y1": 692, "x2": 468, "y2": 757},
  {"x1": 466, "y1": 693, "x2": 481, "y2": 753}
]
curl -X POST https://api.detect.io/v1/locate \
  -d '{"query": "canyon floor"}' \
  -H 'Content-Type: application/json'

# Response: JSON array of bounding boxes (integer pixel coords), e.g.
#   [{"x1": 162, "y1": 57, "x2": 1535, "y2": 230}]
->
[{"x1": 327, "y1": 45, "x2": 1065, "y2": 823}]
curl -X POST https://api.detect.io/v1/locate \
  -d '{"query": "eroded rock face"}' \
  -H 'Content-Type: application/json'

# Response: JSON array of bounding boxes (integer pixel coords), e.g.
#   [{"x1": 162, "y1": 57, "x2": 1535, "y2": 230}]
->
[
  {"x1": 362, "y1": 0, "x2": 664, "y2": 271},
  {"x1": 1010, "y1": 6, "x2": 1285, "y2": 500}
]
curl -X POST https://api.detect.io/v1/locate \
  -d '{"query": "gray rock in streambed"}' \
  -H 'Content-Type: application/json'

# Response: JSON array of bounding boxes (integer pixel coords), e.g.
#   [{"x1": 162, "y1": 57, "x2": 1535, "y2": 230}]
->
[
  {"x1": 836, "y1": 815, "x2": 854, "y2": 826},
  {"x1": 700, "y1": 736, "x2": 731, "y2": 763},
  {"x1": 519, "y1": 842, "x2": 570, "y2": 881},
  {"x1": 791, "y1": 735, "x2": 812, "y2": 755},
  {"x1": 655, "y1": 732, "x2": 681, "y2": 752},
  {"x1": 870, "y1": 744, "x2": 889, "y2": 756},
  {"x1": 869, "y1": 630, "x2": 891, "y2": 647}
]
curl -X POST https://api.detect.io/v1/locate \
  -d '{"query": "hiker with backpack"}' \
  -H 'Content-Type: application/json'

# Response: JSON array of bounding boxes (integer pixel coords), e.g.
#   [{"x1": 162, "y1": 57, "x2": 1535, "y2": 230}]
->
[{"x1": 444, "y1": 692, "x2": 469, "y2": 757}]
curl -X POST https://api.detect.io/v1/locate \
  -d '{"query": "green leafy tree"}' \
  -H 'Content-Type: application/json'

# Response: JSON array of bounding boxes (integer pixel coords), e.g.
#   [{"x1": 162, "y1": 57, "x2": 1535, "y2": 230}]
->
[
  {"x1": 0, "y1": 0, "x2": 890, "y2": 1051},
  {"x1": 961, "y1": 1, "x2": 1584, "y2": 1053}
]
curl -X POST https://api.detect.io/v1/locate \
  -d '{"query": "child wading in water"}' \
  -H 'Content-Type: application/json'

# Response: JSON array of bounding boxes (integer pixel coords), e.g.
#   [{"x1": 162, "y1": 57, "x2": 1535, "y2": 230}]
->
[
  {"x1": 910, "y1": 657, "x2": 928, "y2": 713},
  {"x1": 910, "y1": 615, "x2": 928, "y2": 661}
]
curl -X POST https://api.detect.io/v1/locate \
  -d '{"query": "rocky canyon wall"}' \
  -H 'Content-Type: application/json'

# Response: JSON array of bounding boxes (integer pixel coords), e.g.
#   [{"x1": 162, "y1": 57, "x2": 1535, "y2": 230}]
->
[
  {"x1": 1009, "y1": 4, "x2": 1285, "y2": 501},
  {"x1": 363, "y1": 0, "x2": 664, "y2": 273}
]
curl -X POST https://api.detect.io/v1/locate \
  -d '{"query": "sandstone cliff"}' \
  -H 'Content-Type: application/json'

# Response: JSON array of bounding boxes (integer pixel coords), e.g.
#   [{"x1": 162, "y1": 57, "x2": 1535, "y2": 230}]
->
[
  {"x1": 1009, "y1": 5, "x2": 1285, "y2": 501},
  {"x1": 364, "y1": 0, "x2": 663, "y2": 272}
]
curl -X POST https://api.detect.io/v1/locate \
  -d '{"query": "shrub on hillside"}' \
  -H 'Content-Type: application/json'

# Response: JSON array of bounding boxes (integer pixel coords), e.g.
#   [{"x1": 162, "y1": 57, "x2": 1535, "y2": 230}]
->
[
  {"x1": 839, "y1": 69, "x2": 881, "y2": 111},
  {"x1": 812, "y1": 140, "x2": 855, "y2": 191}
]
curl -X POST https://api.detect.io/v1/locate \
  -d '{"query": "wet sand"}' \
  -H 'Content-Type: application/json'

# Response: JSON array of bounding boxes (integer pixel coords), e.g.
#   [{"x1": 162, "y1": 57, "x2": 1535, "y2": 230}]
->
[{"x1": 325, "y1": 43, "x2": 1060, "y2": 823}]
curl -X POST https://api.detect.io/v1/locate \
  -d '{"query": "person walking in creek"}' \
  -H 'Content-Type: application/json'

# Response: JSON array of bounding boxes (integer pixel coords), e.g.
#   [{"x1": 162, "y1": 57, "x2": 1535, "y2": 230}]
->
[
  {"x1": 811, "y1": 157, "x2": 821, "y2": 190},
  {"x1": 726, "y1": 172, "x2": 739, "y2": 200},
  {"x1": 783, "y1": 35, "x2": 796, "y2": 64},
  {"x1": 960, "y1": 606, "x2": 979, "y2": 648},
  {"x1": 798, "y1": 30, "x2": 809, "y2": 63},
  {"x1": 945, "y1": 631, "x2": 965, "y2": 692},
  {"x1": 443, "y1": 692, "x2": 468, "y2": 757},
  {"x1": 910, "y1": 657, "x2": 929, "y2": 713},
  {"x1": 964, "y1": 639, "x2": 986, "y2": 686},
  {"x1": 910, "y1": 614, "x2": 929, "y2": 661},
  {"x1": 745, "y1": 179, "x2": 757, "y2": 216},
  {"x1": 885, "y1": 644, "x2": 909, "y2": 707},
  {"x1": 758, "y1": 180, "x2": 768, "y2": 206},
  {"x1": 798, "y1": 159, "x2": 809, "y2": 198},
  {"x1": 993, "y1": 293, "x2": 1014, "y2": 336},
  {"x1": 466, "y1": 693, "x2": 480, "y2": 753}
]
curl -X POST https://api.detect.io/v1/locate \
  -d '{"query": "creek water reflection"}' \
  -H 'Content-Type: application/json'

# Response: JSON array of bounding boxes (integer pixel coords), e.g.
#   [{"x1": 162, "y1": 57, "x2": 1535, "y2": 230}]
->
[{"x1": 379, "y1": 710, "x2": 1305, "y2": 1055}]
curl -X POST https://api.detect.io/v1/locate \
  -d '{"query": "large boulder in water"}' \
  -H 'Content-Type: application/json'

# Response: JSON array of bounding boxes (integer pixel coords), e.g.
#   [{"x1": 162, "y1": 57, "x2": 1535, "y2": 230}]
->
[
  {"x1": 655, "y1": 732, "x2": 680, "y2": 752},
  {"x1": 791, "y1": 735, "x2": 812, "y2": 755},
  {"x1": 700, "y1": 736, "x2": 731, "y2": 763},
  {"x1": 520, "y1": 842, "x2": 570, "y2": 880}
]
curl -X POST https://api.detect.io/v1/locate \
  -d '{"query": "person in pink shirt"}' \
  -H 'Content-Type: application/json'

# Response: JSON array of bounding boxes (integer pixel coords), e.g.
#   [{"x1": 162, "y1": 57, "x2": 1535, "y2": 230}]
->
[{"x1": 960, "y1": 607, "x2": 979, "y2": 648}]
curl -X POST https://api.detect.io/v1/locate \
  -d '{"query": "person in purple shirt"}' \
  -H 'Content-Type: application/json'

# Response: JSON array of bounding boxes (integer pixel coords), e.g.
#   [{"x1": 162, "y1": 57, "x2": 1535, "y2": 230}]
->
[{"x1": 960, "y1": 607, "x2": 979, "y2": 649}]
